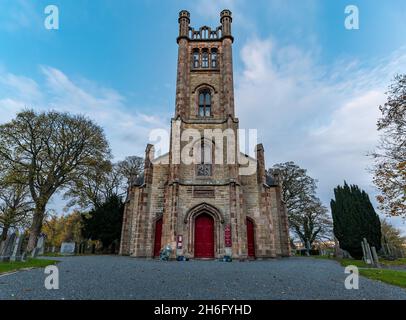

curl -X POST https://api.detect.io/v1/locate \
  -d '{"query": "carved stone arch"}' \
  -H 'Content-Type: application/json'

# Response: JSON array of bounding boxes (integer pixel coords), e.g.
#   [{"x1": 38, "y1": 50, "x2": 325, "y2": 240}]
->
[
  {"x1": 193, "y1": 136, "x2": 219, "y2": 163},
  {"x1": 192, "y1": 83, "x2": 217, "y2": 94},
  {"x1": 184, "y1": 203, "x2": 225, "y2": 258},
  {"x1": 184, "y1": 203, "x2": 225, "y2": 224},
  {"x1": 191, "y1": 136, "x2": 215, "y2": 148},
  {"x1": 245, "y1": 215, "x2": 256, "y2": 226},
  {"x1": 152, "y1": 213, "x2": 163, "y2": 224}
]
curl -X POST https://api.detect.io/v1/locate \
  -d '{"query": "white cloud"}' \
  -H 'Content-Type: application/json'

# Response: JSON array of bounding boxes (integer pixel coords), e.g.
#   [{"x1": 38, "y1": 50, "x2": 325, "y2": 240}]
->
[
  {"x1": 0, "y1": 66, "x2": 168, "y2": 161},
  {"x1": 0, "y1": 65, "x2": 171, "y2": 214},
  {"x1": 0, "y1": 0, "x2": 42, "y2": 32},
  {"x1": 235, "y1": 37, "x2": 406, "y2": 234}
]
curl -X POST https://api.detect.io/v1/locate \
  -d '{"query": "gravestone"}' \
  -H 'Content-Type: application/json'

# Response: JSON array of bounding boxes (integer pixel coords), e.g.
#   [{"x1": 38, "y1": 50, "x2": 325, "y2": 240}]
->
[
  {"x1": 362, "y1": 238, "x2": 375, "y2": 266},
  {"x1": 0, "y1": 233, "x2": 17, "y2": 262},
  {"x1": 10, "y1": 236, "x2": 23, "y2": 262},
  {"x1": 60, "y1": 242, "x2": 75, "y2": 255},
  {"x1": 371, "y1": 246, "x2": 380, "y2": 268},
  {"x1": 31, "y1": 248, "x2": 40, "y2": 258},
  {"x1": 37, "y1": 235, "x2": 45, "y2": 255}
]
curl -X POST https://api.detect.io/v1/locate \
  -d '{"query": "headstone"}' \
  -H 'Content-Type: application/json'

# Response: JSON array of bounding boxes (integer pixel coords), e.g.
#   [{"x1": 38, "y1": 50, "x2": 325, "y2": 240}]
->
[
  {"x1": 361, "y1": 241, "x2": 367, "y2": 263},
  {"x1": 60, "y1": 242, "x2": 76, "y2": 255},
  {"x1": 371, "y1": 246, "x2": 380, "y2": 267},
  {"x1": 362, "y1": 238, "x2": 374, "y2": 265},
  {"x1": 0, "y1": 233, "x2": 17, "y2": 262},
  {"x1": 52, "y1": 246, "x2": 56, "y2": 253},
  {"x1": 31, "y1": 247, "x2": 40, "y2": 258},
  {"x1": 10, "y1": 236, "x2": 24, "y2": 262},
  {"x1": 36, "y1": 235, "x2": 45, "y2": 255}
]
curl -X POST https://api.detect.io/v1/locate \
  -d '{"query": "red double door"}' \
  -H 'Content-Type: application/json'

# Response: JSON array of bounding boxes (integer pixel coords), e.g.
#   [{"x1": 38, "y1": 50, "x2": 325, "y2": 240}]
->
[
  {"x1": 246, "y1": 218, "x2": 255, "y2": 258},
  {"x1": 194, "y1": 213, "x2": 214, "y2": 258},
  {"x1": 153, "y1": 218, "x2": 163, "y2": 257}
]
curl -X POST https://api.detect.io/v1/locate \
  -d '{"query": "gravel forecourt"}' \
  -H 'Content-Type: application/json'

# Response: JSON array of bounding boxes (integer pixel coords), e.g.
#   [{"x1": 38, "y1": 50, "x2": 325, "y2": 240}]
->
[{"x1": 1, "y1": 255, "x2": 406, "y2": 300}]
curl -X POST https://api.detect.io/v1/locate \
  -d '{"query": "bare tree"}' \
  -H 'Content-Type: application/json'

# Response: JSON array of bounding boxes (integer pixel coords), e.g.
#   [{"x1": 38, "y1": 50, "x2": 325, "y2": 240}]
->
[
  {"x1": 381, "y1": 219, "x2": 406, "y2": 252},
  {"x1": 0, "y1": 176, "x2": 33, "y2": 241},
  {"x1": 117, "y1": 156, "x2": 144, "y2": 187},
  {"x1": 0, "y1": 110, "x2": 111, "y2": 250},
  {"x1": 64, "y1": 155, "x2": 143, "y2": 211},
  {"x1": 268, "y1": 162, "x2": 332, "y2": 247},
  {"x1": 64, "y1": 160, "x2": 133, "y2": 210}
]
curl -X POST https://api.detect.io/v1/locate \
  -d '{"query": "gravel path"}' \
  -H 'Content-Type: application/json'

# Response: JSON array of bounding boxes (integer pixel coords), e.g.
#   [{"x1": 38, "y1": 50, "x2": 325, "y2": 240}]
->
[{"x1": 1, "y1": 256, "x2": 405, "y2": 300}]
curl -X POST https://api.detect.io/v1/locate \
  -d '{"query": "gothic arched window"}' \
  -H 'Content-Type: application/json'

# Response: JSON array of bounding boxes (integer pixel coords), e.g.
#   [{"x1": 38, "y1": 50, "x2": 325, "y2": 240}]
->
[
  {"x1": 199, "y1": 90, "x2": 211, "y2": 117},
  {"x1": 211, "y1": 49, "x2": 218, "y2": 68},
  {"x1": 192, "y1": 50, "x2": 200, "y2": 68},
  {"x1": 201, "y1": 50, "x2": 209, "y2": 68},
  {"x1": 196, "y1": 140, "x2": 212, "y2": 176}
]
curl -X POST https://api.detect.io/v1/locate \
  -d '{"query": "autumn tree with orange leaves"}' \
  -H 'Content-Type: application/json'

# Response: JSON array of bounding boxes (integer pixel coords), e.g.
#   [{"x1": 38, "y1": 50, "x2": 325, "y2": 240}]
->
[{"x1": 372, "y1": 74, "x2": 406, "y2": 217}]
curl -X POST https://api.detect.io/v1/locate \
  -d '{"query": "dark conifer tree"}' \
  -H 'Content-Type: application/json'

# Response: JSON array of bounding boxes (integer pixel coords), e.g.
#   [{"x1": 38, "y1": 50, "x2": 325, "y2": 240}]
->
[
  {"x1": 331, "y1": 182, "x2": 381, "y2": 258},
  {"x1": 82, "y1": 195, "x2": 124, "y2": 253}
]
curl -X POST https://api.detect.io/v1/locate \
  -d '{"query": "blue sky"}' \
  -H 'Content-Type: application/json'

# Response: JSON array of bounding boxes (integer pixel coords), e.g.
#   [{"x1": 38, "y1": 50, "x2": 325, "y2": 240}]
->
[{"x1": 0, "y1": 0, "x2": 405, "y2": 232}]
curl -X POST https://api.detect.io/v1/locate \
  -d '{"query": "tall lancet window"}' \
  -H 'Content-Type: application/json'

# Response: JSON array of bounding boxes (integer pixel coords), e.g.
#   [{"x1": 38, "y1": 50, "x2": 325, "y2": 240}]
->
[
  {"x1": 193, "y1": 50, "x2": 200, "y2": 68},
  {"x1": 196, "y1": 140, "x2": 212, "y2": 176},
  {"x1": 202, "y1": 50, "x2": 209, "y2": 68},
  {"x1": 211, "y1": 49, "x2": 218, "y2": 68},
  {"x1": 198, "y1": 90, "x2": 211, "y2": 117}
]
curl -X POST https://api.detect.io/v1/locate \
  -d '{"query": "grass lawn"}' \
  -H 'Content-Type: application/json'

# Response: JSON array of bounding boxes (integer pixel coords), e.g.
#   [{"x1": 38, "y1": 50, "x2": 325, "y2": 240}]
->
[
  {"x1": 360, "y1": 269, "x2": 406, "y2": 289},
  {"x1": 310, "y1": 256, "x2": 406, "y2": 289},
  {"x1": 380, "y1": 258, "x2": 406, "y2": 266},
  {"x1": 41, "y1": 252, "x2": 64, "y2": 257},
  {"x1": 311, "y1": 255, "x2": 369, "y2": 268},
  {"x1": 339, "y1": 258, "x2": 369, "y2": 268},
  {"x1": 0, "y1": 258, "x2": 58, "y2": 275}
]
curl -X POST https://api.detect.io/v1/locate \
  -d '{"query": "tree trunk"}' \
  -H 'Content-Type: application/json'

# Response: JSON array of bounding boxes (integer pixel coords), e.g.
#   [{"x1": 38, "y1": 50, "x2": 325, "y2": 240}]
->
[
  {"x1": 27, "y1": 205, "x2": 46, "y2": 251},
  {"x1": 1, "y1": 225, "x2": 9, "y2": 242}
]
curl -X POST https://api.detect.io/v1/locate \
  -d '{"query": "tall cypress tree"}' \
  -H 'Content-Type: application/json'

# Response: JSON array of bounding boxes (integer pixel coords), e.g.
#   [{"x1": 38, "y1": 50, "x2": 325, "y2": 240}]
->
[{"x1": 331, "y1": 182, "x2": 381, "y2": 258}]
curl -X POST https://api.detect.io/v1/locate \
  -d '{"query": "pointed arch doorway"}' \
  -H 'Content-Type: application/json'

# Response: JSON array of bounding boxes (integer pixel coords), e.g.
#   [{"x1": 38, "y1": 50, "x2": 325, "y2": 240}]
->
[{"x1": 194, "y1": 213, "x2": 214, "y2": 258}]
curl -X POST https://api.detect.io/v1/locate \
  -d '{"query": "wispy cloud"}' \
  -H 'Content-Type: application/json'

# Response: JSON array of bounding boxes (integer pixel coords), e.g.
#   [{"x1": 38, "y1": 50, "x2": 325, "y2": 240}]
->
[
  {"x1": 0, "y1": 0, "x2": 42, "y2": 32},
  {"x1": 0, "y1": 66, "x2": 168, "y2": 160},
  {"x1": 235, "y1": 37, "x2": 406, "y2": 232}
]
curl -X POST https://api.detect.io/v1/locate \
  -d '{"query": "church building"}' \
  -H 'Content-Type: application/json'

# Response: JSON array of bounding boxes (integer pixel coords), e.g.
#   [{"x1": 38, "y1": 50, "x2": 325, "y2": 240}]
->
[{"x1": 119, "y1": 10, "x2": 290, "y2": 259}]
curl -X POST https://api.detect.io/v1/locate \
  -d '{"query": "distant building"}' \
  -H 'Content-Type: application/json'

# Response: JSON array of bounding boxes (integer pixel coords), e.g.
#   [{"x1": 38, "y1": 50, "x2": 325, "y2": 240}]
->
[{"x1": 119, "y1": 10, "x2": 290, "y2": 259}]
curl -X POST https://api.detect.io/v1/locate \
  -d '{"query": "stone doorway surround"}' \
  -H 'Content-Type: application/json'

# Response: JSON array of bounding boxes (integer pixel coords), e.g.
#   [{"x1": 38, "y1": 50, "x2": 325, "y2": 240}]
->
[{"x1": 184, "y1": 203, "x2": 224, "y2": 259}]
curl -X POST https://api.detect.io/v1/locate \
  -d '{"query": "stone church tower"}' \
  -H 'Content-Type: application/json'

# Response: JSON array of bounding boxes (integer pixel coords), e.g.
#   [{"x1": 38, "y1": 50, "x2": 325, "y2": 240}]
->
[{"x1": 119, "y1": 10, "x2": 290, "y2": 259}]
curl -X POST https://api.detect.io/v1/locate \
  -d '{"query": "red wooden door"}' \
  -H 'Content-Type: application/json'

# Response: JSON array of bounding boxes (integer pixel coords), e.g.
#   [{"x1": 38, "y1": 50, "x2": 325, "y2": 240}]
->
[
  {"x1": 153, "y1": 218, "x2": 163, "y2": 257},
  {"x1": 194, "y1": 213, "x2": 214, "y2": 258},
  {"x1": 247, "y1": 218, "x2": 255, "y2": 258}
]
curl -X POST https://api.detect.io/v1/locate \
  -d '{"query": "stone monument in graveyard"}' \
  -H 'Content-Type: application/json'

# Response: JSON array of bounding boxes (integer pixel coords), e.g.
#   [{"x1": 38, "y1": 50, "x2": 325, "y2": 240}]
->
[
  {"x1": 60, "y1": 242, "x2": 76, "y2": 255},
  {"x1": 10, "y1": 235, "x2": 24, "y2": 262},
  {"x1": 0, "y1": 233, "x2": 17, "y2": 262}
]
